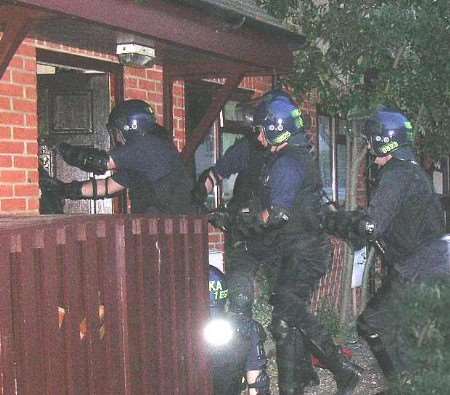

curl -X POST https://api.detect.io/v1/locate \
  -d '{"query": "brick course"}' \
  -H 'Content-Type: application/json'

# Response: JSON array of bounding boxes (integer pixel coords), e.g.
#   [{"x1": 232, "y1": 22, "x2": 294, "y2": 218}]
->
[{"x1": 0, "y1": 39, "x2": 39, "y2": 214}]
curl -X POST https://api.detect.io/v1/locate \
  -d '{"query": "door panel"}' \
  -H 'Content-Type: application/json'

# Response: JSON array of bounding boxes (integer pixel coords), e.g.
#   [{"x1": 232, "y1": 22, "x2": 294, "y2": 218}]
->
[{"x1": 38, "y1": 71, "x2": 112, "y2": 214}]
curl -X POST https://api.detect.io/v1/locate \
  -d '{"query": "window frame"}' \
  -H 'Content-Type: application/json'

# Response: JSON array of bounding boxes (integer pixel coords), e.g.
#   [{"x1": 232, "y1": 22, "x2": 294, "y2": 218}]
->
[{"x1": 317, "y1": 113, "x2": 348, "y2": 205}]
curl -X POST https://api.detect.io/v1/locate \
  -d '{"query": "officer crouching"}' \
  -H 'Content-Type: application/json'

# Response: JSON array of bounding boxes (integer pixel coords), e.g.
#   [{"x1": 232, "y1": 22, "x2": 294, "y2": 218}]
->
[{"x1": 206, "y1": 265, "x2": 270, "y2": 395}]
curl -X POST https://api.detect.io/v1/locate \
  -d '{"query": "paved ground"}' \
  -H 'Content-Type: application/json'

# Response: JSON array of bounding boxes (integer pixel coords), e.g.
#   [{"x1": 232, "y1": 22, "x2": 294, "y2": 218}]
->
[
  {"x1": 304, "y1": 340, "x2": 386, "y2": 395},
  {"x1": 266, "y1": 339, "x2": 386, "y2": 394}
]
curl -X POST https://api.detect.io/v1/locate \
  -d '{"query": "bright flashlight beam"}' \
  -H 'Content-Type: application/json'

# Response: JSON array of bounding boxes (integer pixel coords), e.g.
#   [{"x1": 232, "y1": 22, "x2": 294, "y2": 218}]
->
[{"x1": 203, "y1": 319, "x2": 234, "y2": 347}]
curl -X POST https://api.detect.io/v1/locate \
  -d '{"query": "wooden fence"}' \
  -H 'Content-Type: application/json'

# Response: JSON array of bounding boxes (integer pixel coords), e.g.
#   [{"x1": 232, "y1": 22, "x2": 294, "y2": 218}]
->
[{"x1": 0, "y1": 214, "x2": 212, "y2": 395}]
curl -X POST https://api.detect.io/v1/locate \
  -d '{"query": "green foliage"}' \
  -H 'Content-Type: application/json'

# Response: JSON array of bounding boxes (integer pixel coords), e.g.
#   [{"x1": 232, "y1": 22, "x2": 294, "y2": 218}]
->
[
  {"x1": 259, "y1": 0, "x2": 450, "y2": 159},
  {"x1": 253, "y1": 267, "x2": 274, "y2": 328},
  {"x1": 387, "y1": 281, "x2": 450, "y2": 394},
  {"x1": 315, "y1": 298, "x2": 355, "y2": 342}
]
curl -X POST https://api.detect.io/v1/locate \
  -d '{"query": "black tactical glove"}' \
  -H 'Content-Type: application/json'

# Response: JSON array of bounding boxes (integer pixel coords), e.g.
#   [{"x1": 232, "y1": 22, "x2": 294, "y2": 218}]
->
[
  {"x1": 191, "y1": 181, "x2": 208, "y2": 207},
  {"x1": 39, "y1": 175, "x2": 84, "y2": 200},
  {"x1": 207, "y1": 208, "x2": 232, "y2": 232},
  {"x1": 191, "y1": 167, "x2": 216, "y2": 207},
  {"x1": 57, "y1": 143, "x2": 109, "y2": 175},
  {"x1": 235, "y1": 207, "x2": 265, "y2": 238},
  {"x1": 321, "y1": 209, "x2": 366, "y2": 248}
]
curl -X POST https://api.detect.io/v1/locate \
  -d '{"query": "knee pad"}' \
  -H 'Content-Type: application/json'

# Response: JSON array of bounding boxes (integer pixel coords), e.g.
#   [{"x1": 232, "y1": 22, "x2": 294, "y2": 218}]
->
[
  {"x1": 229, "y1": 291, "x2": 253, "y2": 316},
  {"x1": 270, "y1": 317, "x2": 291, "y2": 344},
  {"x1": 228, "y1": 274, "x2": 254, "y2": 316},
  {"x1": 247, "y1": 370, "x2": 270, "y2": 395}
]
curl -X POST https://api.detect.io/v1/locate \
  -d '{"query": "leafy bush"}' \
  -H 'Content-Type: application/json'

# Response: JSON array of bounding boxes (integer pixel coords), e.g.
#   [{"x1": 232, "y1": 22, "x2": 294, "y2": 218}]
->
[{"x1": 388, "y1": 281, "x2": 450, "y2": 394}]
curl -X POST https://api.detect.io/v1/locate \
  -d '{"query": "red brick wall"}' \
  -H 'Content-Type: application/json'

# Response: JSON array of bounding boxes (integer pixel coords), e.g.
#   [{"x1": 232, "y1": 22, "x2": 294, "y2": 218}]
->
[{"x1": 0, "y1": 39, "x2": 39, "y2": 214}]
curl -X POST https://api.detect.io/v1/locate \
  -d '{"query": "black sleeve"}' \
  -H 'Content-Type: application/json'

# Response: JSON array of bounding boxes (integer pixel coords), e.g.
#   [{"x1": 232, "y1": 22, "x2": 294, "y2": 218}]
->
[
  {"x1": 111, "y1": 169, "x2": 131, "y2": 188},
  {"x1": 214, "y1": 138, "x2": 250, "y2": 178},
  {"x1": 110, "y1": 138, "x2": 171, "y2": 183},
  {"x1": 367, "y1": 163, "x2": 409, "y2": 238}
]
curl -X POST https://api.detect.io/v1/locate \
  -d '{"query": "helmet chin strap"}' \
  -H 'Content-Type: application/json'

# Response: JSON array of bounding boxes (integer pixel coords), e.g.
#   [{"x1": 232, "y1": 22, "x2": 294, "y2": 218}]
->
[
  {"x1": 374, "y1": 154, "x2": 392, "y2": 167},
  {"x1": 270, "y1": 142, "x2": 288, "y2": 152}
]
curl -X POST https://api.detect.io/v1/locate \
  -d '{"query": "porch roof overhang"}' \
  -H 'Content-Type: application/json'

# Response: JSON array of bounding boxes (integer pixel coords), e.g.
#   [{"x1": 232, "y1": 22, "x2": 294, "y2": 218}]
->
[{"x1": 0, "y1": 0, "x2": 304, "y2": 80}]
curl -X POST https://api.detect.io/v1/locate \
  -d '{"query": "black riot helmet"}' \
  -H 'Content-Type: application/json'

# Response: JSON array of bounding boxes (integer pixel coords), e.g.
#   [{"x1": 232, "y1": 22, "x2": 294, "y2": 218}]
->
[
  {"x1": 252, "y1": 90, "x2": 304, "y2": 146},
  {"x1": 363, "y1": 107, "x2": 416, "y2": 160},
  {"x1": 107, "y1": 99, "x2": 157, "y2": 143}
]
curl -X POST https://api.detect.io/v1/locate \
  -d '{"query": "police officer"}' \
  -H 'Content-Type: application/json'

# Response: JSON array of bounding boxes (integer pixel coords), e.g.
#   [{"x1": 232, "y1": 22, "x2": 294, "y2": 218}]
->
[
  {"x1": 192, "y1": 126, "x2": 271, "y2": 233},
  {"x1": 207, "y1": 265, "x2": 270, "y2": 395},
  {"x1": 322, "y1": 107, "x2": 450, "y2": 387},
  {"x1": 196, "y1": 90, "x2": 362, "y2": 395},
  {"x1": 43, "y1": 99, "x2": 195, "y2": 214}
]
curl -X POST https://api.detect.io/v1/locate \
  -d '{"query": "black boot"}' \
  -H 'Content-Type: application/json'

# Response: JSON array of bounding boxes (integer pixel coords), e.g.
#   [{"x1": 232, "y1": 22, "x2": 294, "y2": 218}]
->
[
  {"x1": 333, "y1": 356, "x2": 363, "y2": 395},
  {"x1": 307, "y1": 338, "x2": 363, "y2": 395},
  {"x1": 364, "y1": 333, "x2": 396, "y2": 379},
  {"x1": 272, "y1": 320, "x2": 322, "y2": 395}
]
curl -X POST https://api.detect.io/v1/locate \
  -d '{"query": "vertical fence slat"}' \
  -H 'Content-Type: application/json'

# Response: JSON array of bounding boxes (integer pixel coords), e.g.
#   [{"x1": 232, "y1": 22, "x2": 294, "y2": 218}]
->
[
  {"x1": 191, "y1": 218, "x2": 212, "y2": 394},
  {"x1": 144, "y1": 218, "x2": 162, "y2": 394},
  {"x1": 40, "y1": 227, "x2": 66, "y2": 394},
  {"x1": 122, "y1": 218, "x2": 142, "y2": 395},
  {"x1": 160, "y1": 218, "x2": 181, "y2": 394},
  {"x1": 16, "y1": 231, "x2": 45, "y2": 394},
  {"x1": 82, "y1": 223, "x2": 103, "y2": 394},
  {"x1": 0, "y1": 235, "x2": 16, "y2": 395},
  {"x1": 101, "y1": 219, "x2": 126, "y2": 395},
  {"x1": 62, "y1": 223, "x2": 89, "y2": 395},
  {"x1": 108, "y1": 219, "x2": 129, "y2": 395},
  {"x1": 181, "y1": 220, "x2": 196, "y2": 395},
  {"x1": 173, "y1": 218, "x2": 188, "y2": 395},
  {"x1": 131, "y1": 218, "x2": 153, "y2": 393}
]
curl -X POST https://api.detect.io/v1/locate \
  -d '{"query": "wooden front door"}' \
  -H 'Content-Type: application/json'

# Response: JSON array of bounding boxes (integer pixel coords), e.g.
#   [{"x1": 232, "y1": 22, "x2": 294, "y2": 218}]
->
[{"x1": 38, "y1": 70, "x2": 112, "y2": 214}]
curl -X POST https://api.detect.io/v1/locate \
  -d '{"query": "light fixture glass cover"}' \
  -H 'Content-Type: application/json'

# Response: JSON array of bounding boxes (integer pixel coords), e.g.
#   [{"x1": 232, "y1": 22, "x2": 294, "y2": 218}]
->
[{"x1": 116, "y1": 43, "x2": 156, "y2": 68}]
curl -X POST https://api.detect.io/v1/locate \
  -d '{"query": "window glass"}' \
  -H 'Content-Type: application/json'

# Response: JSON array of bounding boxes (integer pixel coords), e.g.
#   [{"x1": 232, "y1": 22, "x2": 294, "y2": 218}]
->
[
  {"x1": 221, "y1": 132, "x2": 244, "y2": 202},
  {"x1": 318, "y1": 115, "x2": 332, "y2": 199},
  {"x1": 337, "y1": 143, "x2": 347, "y2": 203},
  {"x1": 337, "y1": 120, "x2": 348, "y2": 203},
  {"x1": 195, "y1": 126, "x2": 217, "y2": 208}
]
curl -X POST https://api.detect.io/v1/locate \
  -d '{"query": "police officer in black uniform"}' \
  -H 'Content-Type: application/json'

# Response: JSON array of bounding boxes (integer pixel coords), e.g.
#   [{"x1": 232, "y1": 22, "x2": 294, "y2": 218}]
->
[
  {"x1": 322, "y1": 107, "x2": 450, "y2": 388},
  {"x1": 43, "y1": 99, "x2": 195, "y2": 214},
  {"x1": 196, "y1": 90, "x2": 362, "y2": 395},
  {"x1": 207, "y1": 264, "x2": 270, "y2": 395}
]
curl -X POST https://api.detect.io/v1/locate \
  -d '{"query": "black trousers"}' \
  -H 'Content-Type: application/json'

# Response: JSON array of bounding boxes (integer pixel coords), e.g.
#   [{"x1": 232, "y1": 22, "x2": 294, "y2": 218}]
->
[
  {"x1": 358, "y1": 238, "x2": 450, "y2": 378},
  {"x1": 225, "y1": 236, "x2": 331, "y2": 391}
]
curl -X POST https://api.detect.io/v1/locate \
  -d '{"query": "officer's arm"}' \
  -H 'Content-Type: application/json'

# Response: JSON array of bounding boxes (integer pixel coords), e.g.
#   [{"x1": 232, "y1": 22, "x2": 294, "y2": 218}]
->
[
  {"x1": 43, "y1": 176, "x2": 125, "y2": 200},
  {"x1": 58, "y1": 143, "x2": 117, "y2": 174},
  {"x1": 323, "y1": 164, "x2": 408, "y2": 244},
  {"x1": 366, "y1": 164, "x2": 408, "y2": 236},
  {"x1": 258, "y1": 157, "x2": 299, "y2": 227},
  {"x1": 192, "y1": 138, "x2": 251, "y2": 206},
  {"x1": 79, "y1": 177, "x2": 124, "y2": 198}
]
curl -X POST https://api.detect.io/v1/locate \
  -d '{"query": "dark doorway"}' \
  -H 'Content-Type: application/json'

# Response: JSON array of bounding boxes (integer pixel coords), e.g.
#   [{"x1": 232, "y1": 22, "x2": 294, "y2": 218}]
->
[{"x1": 38, "y1": 68, "x2": 111, "y2": 214}]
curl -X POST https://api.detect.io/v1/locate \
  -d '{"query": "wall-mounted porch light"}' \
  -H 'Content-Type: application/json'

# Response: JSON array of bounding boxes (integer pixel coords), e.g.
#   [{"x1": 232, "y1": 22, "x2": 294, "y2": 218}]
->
[{"x1": 116, "y1": 43, "x2": 156, "y2": 68}]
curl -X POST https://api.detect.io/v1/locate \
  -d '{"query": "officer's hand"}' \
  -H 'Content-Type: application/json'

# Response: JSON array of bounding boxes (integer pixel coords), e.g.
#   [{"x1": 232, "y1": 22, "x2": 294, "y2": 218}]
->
[
  {"x1": 321, "y1": 209, "x2": 352, "y2": 238},
  {"x1": 57, "y1": 143, "x2": 108, "y2": 174},
  {"x1": 39, "y1": 175, "x2": 83, "y2": 200},
  {"x1": 192, "y1": 168, "x2": 217, "y2": 207},
  {"x1": 235, "y1": 208, "x2": 264, "y2": 237},
  {"x1": 40, "y1": 174, "x2": 65, "y2": 196},
  {"x1": 321, "y1": 209, "x2": 367, "y2": 248},
  {"x1": 191, "y1": 180, "x2": 208, "y2": 207},
  {"x1": 57, "y1": 143, "x2": 82, "y2": 166},
  {"x1": 207, "y1": 209, "x2": 232, "y2": 232}
]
